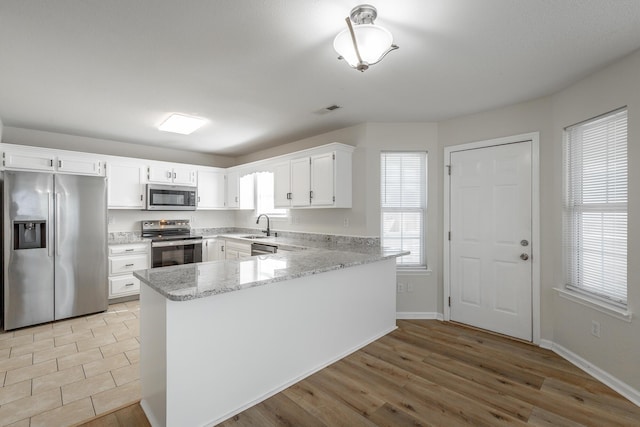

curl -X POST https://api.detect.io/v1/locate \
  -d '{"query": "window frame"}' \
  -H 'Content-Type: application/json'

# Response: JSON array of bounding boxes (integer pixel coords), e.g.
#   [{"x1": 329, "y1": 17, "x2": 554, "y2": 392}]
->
[
  {"x1": 563, "y1": 107, "x2": 628, "y2": 308},
  {"x1": 380, "y1": 151, "x2": 428, "y2": 269}
]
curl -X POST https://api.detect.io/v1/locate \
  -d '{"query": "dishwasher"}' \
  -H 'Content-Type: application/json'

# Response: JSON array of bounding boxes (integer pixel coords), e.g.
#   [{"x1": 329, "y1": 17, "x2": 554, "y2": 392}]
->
[{"x1": 251, "y1": 242, "x2": 278, "y2": 256}]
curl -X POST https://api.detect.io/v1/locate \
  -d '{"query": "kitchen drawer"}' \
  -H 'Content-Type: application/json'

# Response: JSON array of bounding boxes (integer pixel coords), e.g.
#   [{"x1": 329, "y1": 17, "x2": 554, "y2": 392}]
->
[
  {"x1": 109, "y1": 243, "x2": 148, "y2": 256},
  {"x1": 110, "y1": 275, "x2": 140, "y2": 296},
  {"x1": 109, "y1": 254, "x2": 148, "y2": 275}
]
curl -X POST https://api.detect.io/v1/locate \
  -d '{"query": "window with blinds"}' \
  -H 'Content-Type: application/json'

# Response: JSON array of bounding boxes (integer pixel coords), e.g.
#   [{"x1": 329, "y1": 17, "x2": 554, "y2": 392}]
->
[
  {"x1": 563, "y1": 108, "x2": 627, "y2": 306},
  {"x1": 255, "y1": 171, "x2": 287, "y2": 217},
  {"x1": 381, "y1": 152, "x2": 427, "y2": 267}
]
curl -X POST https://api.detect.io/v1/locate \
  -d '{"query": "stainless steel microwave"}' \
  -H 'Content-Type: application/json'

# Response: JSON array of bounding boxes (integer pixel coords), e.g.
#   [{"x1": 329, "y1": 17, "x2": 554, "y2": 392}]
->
[{"x1": 146, "y1": 184, "x2": 197, "y2": 211}]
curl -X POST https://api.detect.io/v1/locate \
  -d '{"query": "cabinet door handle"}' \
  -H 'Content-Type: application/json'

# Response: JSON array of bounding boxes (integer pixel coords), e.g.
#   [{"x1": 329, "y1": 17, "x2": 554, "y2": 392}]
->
[
  {"x1": 173, "y1": 172, "x2": 176, "y2": 179},
  {"x1": 198, "y1": 196, "x2": 201, "y2": 202},
  {"x1": 167, "y1": 171, "x2": 172, "y2": 178},
  {"x1": 287, "y1": 192, "x2": 291, "y2": 200},
  {"x1": 125, "y1": 283, "x2": 135, "y2": 287},
  {"x1": 125, "y1": 249, "x2": 134, "y2": 252},
  {"x1": 310, "y1": 190, "x2": 313, "y2": 199},
  {"x1": 125, "y1": 263, "x2": 134, "y2": 267},
  {"x1": 58, "y1": 160, "x2": 63, "y2": 168},
  {"x1": 50, "y1": 159, "x2": 54, "y2": 167},
  {"x1": 140, "y1": 195, "x2": 143, "y2": 201}
]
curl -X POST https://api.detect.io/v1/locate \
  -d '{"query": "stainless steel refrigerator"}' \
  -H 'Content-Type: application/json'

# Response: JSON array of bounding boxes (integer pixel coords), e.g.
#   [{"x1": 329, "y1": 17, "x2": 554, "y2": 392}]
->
[{"x1": 3, "y1": 171, "x2": 108, "y2": 330}]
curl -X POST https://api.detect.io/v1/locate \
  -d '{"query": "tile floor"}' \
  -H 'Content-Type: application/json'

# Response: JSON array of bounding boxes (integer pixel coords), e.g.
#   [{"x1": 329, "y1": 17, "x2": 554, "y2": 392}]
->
[{"x1": 0, "y1": 300, "x2": 141, "y2": 427}]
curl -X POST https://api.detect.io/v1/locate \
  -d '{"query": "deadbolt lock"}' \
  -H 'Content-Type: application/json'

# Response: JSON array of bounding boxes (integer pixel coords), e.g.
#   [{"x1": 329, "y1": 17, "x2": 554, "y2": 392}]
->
[{"x1": 520, "y1": 240, "x2": 529, "y2": 247}]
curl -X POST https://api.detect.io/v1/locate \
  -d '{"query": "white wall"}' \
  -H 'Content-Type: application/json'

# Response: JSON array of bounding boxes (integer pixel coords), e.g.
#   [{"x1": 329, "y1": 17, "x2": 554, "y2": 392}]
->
[
  {"x1": 438, "y1": 47, "x2": 640, "y2": 394},
  {"x1": 108, "y1": 210, "x2": 234, "y2": 233},
  {"x1": 2, "y1": 126, "x2": 235, "y2": 167},
  {"x1": 550, "y1": 48, "x2": 640, "y2": 392}
]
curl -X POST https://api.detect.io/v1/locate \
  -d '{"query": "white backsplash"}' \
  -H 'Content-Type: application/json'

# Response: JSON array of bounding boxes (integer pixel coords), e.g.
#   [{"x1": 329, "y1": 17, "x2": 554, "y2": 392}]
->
[{"x1": 108, "y1": 209, "x2": 234, "y2": 232}]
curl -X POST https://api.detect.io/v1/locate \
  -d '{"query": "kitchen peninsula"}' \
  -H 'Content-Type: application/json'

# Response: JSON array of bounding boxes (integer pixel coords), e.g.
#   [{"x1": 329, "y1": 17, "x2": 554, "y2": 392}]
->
[{"x1": 135, "y1": 236, "x2": 406, "y2": 427}]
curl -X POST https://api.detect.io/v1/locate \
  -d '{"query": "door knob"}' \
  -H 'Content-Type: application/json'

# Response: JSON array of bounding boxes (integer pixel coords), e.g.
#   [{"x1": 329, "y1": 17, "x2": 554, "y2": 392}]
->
[{"x1": 520, "y1": 253, "x2": 529, "y2": 261}]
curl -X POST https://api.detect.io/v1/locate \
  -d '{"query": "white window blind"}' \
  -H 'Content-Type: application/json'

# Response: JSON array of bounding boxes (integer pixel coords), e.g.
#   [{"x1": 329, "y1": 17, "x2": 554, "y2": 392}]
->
[
  {"x1": 563, "y1": 108, "x2": 627, "y2": 306},
  {"x1": 381, "y1": 152, "x2": 426, "y2": 267}
]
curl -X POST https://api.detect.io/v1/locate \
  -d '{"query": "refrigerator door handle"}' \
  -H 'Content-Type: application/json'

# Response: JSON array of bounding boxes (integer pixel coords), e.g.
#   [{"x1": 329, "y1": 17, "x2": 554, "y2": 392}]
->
[
  {"x1": 48, "y1": 193, "x2": 54, "y2": 257},
  {"x1": 55, "y1": 192, "x2": 61, "y2": 256}
]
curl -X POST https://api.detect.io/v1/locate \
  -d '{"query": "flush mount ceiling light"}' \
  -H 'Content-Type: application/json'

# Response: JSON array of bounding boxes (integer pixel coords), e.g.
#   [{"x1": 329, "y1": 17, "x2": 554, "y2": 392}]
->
[
  {"x1": 333, "y1": 4, "x2": 398, "y2": 72},
  {"x1": 158, "y1": 113, "x2": 207, "y2": 135}
]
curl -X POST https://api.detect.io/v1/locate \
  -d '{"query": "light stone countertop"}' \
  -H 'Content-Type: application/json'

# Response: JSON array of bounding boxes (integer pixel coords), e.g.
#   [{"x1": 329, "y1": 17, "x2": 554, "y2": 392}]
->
[
  {"x1": 134, "y1": 235, "x2": 408, "y2": 301},
  {"x1": 108, "y1": 235, "x2": 151, "y2": 245}
]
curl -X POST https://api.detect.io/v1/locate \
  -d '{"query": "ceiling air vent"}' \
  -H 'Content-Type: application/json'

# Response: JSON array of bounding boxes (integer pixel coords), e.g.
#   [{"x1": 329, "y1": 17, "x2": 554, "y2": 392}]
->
[{"x1": 314, "y1": 104, "x2": 342, "y2": 115}]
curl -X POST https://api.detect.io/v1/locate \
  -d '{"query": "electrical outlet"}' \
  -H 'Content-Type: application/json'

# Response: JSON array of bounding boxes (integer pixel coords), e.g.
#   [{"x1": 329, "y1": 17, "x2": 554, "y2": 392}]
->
[
  {"x1": 397, "y1": 283, "x2": 406, "y2": 293},
  {"x1": 591, "y1": 320, "x2": 601, "y2": 338},
  {"x1": 343, "y1": 217, "x2": 349, "y2": 227},
  {"x1": 407, "y1": 283, "x2": 415, "y2": 292}
]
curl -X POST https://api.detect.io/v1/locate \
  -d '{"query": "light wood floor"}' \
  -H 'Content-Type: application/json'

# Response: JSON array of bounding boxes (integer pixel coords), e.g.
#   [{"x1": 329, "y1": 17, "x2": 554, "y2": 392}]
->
[{"x1": 82, "y1": 319, "x2": 640, "y2": 426}]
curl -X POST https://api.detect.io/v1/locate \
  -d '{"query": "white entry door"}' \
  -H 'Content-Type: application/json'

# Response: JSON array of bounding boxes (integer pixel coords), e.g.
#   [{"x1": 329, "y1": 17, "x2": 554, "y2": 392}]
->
[{"x1": 449, "y1": 141, "x2": 532, "y2": 341}]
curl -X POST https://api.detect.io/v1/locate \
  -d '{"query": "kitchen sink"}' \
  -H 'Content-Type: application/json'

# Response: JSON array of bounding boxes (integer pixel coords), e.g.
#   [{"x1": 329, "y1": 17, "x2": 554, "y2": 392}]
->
[{"x1": 241, "y1": 235, "x2": 268, "y2": 239}]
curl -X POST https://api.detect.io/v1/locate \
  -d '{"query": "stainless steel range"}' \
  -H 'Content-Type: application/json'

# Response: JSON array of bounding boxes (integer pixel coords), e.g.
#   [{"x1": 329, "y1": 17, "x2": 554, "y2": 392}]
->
[{"x1": 142, "y1": 219, "x2": 202, "y2": 268}]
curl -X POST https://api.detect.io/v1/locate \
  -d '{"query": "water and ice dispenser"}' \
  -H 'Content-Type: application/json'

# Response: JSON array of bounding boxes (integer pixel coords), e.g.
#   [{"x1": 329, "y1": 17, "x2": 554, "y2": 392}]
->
[{"x1": 13, "y1": 221, "x2": 47, "y2": 250}]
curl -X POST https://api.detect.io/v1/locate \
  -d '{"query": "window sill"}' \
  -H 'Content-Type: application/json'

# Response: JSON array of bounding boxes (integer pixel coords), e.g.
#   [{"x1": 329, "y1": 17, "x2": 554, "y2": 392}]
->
[
  {"x1": 554, "y1": 287, "x2": 632, "y2": 322},
  {"x1": 397, "y1": 268, "x2": 432, "y2": 276}
]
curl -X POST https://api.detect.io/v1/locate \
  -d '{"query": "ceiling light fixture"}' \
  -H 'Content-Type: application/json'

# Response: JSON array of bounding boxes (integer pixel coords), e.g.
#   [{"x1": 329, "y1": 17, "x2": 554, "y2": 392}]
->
[
  {"x1": 333, "y1": 4, "x2": 398, "y2": 72},
  {"x1": 158, "y1": 113, "x2": 207, "y2": 135}
]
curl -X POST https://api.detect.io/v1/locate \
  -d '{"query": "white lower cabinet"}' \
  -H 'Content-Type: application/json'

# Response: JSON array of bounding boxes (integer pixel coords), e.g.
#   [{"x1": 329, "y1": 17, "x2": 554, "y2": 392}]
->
[
  {"x1": 224, "y1": 239, "x2": 251, "y2": 259},
  {"x1": 203, "y1": 238, "x2": 225, "y2": 261},
  {"x1": 108, "y1": 242, "x2": 149, "y2": 299}
]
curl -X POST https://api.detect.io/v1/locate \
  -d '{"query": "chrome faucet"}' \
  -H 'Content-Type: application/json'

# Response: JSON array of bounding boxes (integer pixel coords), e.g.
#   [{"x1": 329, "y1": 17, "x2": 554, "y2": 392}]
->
[{"x1": 256, "y1": 214, "x2": 271, "y2": 237}]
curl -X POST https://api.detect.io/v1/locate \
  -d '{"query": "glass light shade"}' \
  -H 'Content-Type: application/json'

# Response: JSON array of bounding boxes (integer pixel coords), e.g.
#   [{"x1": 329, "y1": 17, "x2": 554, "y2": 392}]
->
[
  {"x1": 333, "y1": 24, "x2": 394, "y2": 67},
  {"x1": 158, "y1": 113, "x2": 207, "y2": 135}
]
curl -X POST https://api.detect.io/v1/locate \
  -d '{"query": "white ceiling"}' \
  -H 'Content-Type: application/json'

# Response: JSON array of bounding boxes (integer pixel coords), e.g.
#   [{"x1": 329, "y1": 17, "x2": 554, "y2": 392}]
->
[{"x1": 1, "y1": 1, "x2": 640, "y2": 156}]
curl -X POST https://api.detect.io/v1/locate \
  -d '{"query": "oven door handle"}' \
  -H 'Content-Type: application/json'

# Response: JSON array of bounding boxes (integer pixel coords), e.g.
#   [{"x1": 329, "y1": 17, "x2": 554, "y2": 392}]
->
[{"x1": 151, "y1": 240, "x2": 202, "y2": 248}]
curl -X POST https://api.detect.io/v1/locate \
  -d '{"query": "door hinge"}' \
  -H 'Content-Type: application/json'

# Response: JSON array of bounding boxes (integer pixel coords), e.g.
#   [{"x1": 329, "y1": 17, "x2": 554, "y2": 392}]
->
[
  {"x1": 448, "y1": 297, "x2": 451, "y2": 307},
  {"x1": 446, "y1": 165, "x2": 451, "y2": 175},
  {"x1": 309, "y1": 158, "x2": 312, "y2": 165},
  {"x1": 332, "y1": 153, "x2": 335, "y2": 160},
  {"x1": 333, "y1": 196, "x2": 335, "y2": 202},
  {"x1": 448, "y1": 231, "x2": 451, "y2": 241}
]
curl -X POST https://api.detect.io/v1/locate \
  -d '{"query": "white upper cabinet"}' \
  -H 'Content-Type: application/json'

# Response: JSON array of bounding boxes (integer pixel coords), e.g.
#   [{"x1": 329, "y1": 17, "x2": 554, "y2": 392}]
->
[
  {"x1": 273, "y1": 162, "x2": 291, "y2": 207},
  {"x1": 3, "y1": 149, "x2": 55, "y2": 171},
  {"x1": 57, "y1": 154, "x2": 103, "y2": 176},
  {"x1": 310, "y1": 152, "x2": 335, "y2": 206},
  {"x1": 2, "y1": 145, "x2": 104, "y2": 176},
  {"x1": 107, "y1": 161, "x2": 146, "y2": 209},
  {"x1": 197, "y1": 168, "x2": 226, "y2": 209},
  {"x1": 226, "y1": 170, "x2": 239, "y2": 208},
  {"x1": 225, "y1": 170, "x2": 254, "y2": 210},
  {"x1": 290, "y1": 157, "x2": 311, "y2": 207},
  {"x1": 147, "y1": 164, "x2": 197, "y2": 186},
  {"x1": 273, "y1": 144, "x2": 353, "y2": 209}
]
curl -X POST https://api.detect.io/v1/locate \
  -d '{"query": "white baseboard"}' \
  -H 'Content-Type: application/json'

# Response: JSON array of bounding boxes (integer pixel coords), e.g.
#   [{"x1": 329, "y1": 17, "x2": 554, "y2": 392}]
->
[
  {"x1": 396, "y1": 311, "x2": 443, "y2": 320},
  {"x1": 542, "y1": 340, "x2": 640, "y2": 407}
]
